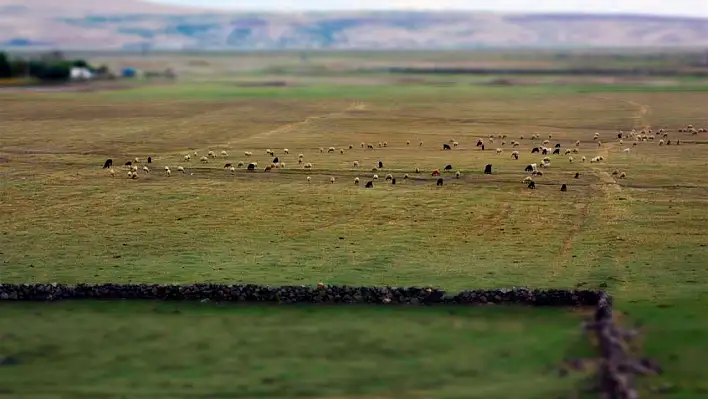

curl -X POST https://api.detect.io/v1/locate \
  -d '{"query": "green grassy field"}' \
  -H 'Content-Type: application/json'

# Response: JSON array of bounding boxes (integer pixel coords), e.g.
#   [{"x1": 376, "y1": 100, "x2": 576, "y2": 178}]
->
[{"x1": 2, "y1": 53, "x2": 708, "y2": 398}]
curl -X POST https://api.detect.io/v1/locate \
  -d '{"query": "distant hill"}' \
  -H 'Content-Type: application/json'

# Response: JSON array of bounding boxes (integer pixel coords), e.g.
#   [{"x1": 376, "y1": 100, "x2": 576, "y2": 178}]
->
[{"x1": 1, "y1": 0, "x2": 707, "y2": 50}]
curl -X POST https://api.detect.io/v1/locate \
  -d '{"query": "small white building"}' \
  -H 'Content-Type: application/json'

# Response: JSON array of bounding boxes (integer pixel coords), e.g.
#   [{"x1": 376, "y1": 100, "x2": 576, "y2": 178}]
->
[{"x1": 70, "y1": 67, "x2": 93, "y2": 80}]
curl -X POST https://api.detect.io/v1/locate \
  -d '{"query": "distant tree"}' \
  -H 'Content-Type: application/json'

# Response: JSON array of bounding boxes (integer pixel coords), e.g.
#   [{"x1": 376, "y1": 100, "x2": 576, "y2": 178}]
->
[
  {"x1": 72, "y1": 59, "x2": 89, "y2": 68},
  {"x1": 0, "y1": 52, "x2": 11, "y2": 78},
  {"x1": 9, "y1": 59, "x2": 29, "y2": 78}
]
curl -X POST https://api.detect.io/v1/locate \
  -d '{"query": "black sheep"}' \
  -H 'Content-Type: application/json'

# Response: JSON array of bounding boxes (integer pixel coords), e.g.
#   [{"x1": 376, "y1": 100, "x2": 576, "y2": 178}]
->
[
  {"x1": 553, "y1": 148, "x2": 560, "y2": 155},
  {"x1": 554, "y1": 143, "x2": 561, "y2": 148},
  {"x1": 224, "y1": 163, "x2": 232, "y2": 168},
  {"x1": 102, "y1": 159, "x2": 113, "y2": 169},
  {"x1": 525, "y1": 164, "x2": 534, "y2": 172},
  {"x1": 436, "y1": 178, "x2": 443, "y2": 186},
  {"x1": 444, "y1": 164, "x2": 452, "y2": 171},
  {"x1": 542, "y1": 148, "x2": 549, "y2": 155},
  {"x1": 273, "y1": 157, "x2": 279, "y2": 164},
  {"x1": 378, "y1": 160, "x2": 383, "y2": 169},
  {"x1": 147, "y1": 156, "x2": 152, "y2": 164},
  {"x1": 667, "y1": 140, "x2": 672, "y2": 145},
  {"x1": 481, "y1": 144, "x2": 485, "y2": 151},
  {"x1": 561, "y1": 184, "x2": 567, "y2": 192},
  {"x1": 617, "y1": 133, "x2": 622, "y2": 139},
  {"x1": 365, "y1": 181, "x2": 373, "y2": 188},
  {"x1": 574, "y1": 172, "x2": 580, "y2": 179},
  {"x1": 391, "y1": 178, "x2": 396, "y2": 185},
  {"x1": 476, "y1": 140, "x2": 483, "y2": 147},
  {"x1": 528, "y1": 181, "x2": 536, "y2": 189},
  {"x1": 247, "y1": 163, "x2": 256, "y2": 171},
  {"x1": 443, "y1": 144, "x2": 451, "y2": 150},
  {"x1": 484, "y1": 164, "x2": 492, "y2": 174},
  {"x1": 124, "y1": 161, "x2": 132, "y2": 166},
  {"x1": 532, "y1": 147, "x2": 539, "y2": 153}
]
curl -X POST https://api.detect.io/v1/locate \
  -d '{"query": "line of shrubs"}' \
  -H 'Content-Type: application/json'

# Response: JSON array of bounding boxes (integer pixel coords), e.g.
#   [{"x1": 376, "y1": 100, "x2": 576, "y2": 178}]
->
[
  {"x1": 0, "y1": 284, "x2": 602, "y2": 306},
  {"x1": 0, "y1": 51, "x2": 99, "y2": 82},
  {"x1": 384, "y1": 67, "x2": 708, "y2": 78}
]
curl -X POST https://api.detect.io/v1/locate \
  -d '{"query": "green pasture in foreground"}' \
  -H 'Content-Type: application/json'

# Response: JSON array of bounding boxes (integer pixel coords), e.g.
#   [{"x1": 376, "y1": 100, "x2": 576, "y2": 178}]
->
[{"x1": 2, "y1": 76, "x2": 708, "y2": 398}]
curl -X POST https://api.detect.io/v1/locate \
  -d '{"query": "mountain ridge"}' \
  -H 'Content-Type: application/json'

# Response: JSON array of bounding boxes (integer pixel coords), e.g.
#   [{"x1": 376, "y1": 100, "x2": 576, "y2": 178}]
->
[{"x1": 1, "y1": 0, "x2": 707, "y2": 50}]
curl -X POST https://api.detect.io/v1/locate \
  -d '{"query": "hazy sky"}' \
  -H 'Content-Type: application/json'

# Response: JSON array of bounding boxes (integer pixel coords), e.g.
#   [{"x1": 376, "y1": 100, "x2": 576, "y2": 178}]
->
[{"x1": 151, "y1": 0, "x2": 708, "y2": 17}]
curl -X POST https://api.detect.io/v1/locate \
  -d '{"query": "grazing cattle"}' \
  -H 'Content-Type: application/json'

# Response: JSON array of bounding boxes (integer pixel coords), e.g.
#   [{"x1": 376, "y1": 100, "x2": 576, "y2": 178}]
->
[
  {"x1": 391, "y1": 178, "x2": 396, "y2": 185},
  {"x1": 103, "y1": 159, "x2": 113, "y2": 169},
  {"x1": 443, "y1": 144, "x2": 451, "y2": 150},
  {"x1": 247, "y1": 163, "x2": 256, "y2": 171},
  {"x1": 365, "y1": 181, "x2": 374, "y2": 188},
  {"x1": 528, "y1": 181, "x2": 536, "y2": 189},
  {"x1": 484, "y1": 164, "x2": 492, "y2": 174},
  {"x1": 554, "y1": 143, "x2": 561, "y2": 148},
  {"x1": 432, "y1": 169, "x2": 441, "y2": 176},
  {"x1": 273, "y1": 157, "x2": 279, "y2": 164},
  {"x1": 378, "y1": 161, "x2": 383, "y2": 169},
  {"x1": 553, "y1": 148, "x2": 560, "y2": 155},
  {"x1": 531, "y1": 147, "x2": 539, "y2": 153},
  {"x1": 224, "y1": 163, "x2": 232, "y2": 168},
  {"x1": 436, "y1": 178, "x2": 443, "y2": 186},
  {"x1": 561, "y1": 184, "x2": 567, "y2": 192},
  {"x1": 444, "y1": 164, "x2": 452, "y2": 171},
  {"x1": 147, "y1": 156, "x2": 152, "y2": 164},
  {"x1": 574, "y1": 172, "x2": 580, "y2": 179}
]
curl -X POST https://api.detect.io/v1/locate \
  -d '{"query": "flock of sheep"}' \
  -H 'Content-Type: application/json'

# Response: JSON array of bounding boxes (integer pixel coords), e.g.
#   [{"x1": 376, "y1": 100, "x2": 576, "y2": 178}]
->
[{"x1": 101, "y1": 124, "x2": 702, "y2": 191}]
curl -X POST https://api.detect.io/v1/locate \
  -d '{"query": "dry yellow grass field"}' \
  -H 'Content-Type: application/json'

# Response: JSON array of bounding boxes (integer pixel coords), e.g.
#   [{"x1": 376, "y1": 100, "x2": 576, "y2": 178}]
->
[{"x1": 1, "y1": 63, "x2": 708, "y2": 397}]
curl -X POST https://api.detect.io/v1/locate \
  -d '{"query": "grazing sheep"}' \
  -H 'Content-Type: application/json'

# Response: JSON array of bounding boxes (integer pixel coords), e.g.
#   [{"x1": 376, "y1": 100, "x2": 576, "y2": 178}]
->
[
  {"x1": 383, "y1": 141, "x2": 388, "y2": 147},
  {"x1": 548, "y1": 134, "x2": 552, "y2": 139},
  {"x1": 575, "y1": 140, "x2": 580, "y2": 147},
  {"x1": 532, "y1": 170, "x2": 544, "y2": 176},
  {"x1": 443, "y1": 143, "x2": 451, "y2": 150},
  {"x1": 178, "y1": 166, "x2": 185, "y2": 173},
  {"x1": 496, "y1": 148, "x2": 503, "y2": 154},
  {"x1": 272, "y1": 157, "x2": 279, "y2": 164},
  {"x1": 124, "y1": 161, "x2": 132, "y2": 166},
  {"x1": 532, "y1": 147, "x2": 540, "y2": 154},
  {"x1": 361, "y1": 142, "x2": 366, "y2": 148},
  {"x1": 200, "y1": 156, "x2": 208, "y2": 163},
  {"x1": 444, "y1": 164, "x2": 453, "y2": 171},
  {"x1": 574, "y1": 172, "x2": 580, "y2": 179},
  {"x1": 304, "y1": 163, "x2": 313, "y2": 169},
  {"x1": 572, "y1": 148, "x2": 579, "y2": 153},
  {"x1": 404, "y1": 174, "x2": 409, "y2": 179},
  {"x1": 143, "y1": 166, "x2": 149, "y2": 173},
  {"x1": 320, "y1": 148, "x2": 325, "y2": 153},
  {"x1": 525, "y1": 163, "x2": 537, "y2": 172},
  {"x1": 484, "y1": 164, "x2": 492, "y2": 174},
  {"x1": 348, "y1": 145, "x2": 354, "y2": 149},
  {"x1": 354, "y1": 177, "x2": 360, "y2": 185},
  {"x1": 330, "y1": 177, "x2": 335, "y2": 183},
  {"x1": 247, "y1": 163, "x2": 256, "y2": 171},
  {"x1": 619, "y1": 139, "x2": 624, "y2": 145},
  {"x1": 378, "y1": 161, "x2": 383, "y2": 169},
  {"x1": 569, "y1": 156, "x2": 574, "y2": 163},
  {"x1": 406, "y1": 140, "x2": 411, "y2": 145},
  {"x1": 365, "y1": 181, "x2": 373, "y2": 188},
  {"x1": 127, "y1": 171, "x2": 133, "y2": 179},
  {"x1": 623, "y1": 148, "x2": 631, "y2": 153},
  {"x1": 511, "y1": 150, "x2": 519, "y2": 159},
  {"x1": 432, "y1": 169, "x2": 441, "y2": 176},
  {"x1": 415, "y1": 167, "x2": 420, "y2": 173},
  {"x1": 453, "y1": 141, "x2": 459, "y2": 148},
  {"x1": 659, "y1": 139, "x2": 665, "y2": 146},
  {"x1": 436, "y1": 178, "x2": 444, "y2": 186},
  {"x1": 372, "y1": 167, "x2": 378, "y2": 173},
  {"x1": 264, "y1": 165, "x2": 272, "y2": 172},
  {"x1": 619, "y1": 172, "x2": 627, "y2": 179},
  {"x1": 165, "y1": 168, "x2": 171, "y2": 177},
  {"x1": 542, "y1": 148, "x2": 549, "y2": 155},
  {"x1": 373, "y1": 174, "x2": 379, "y2": 180},
  {"x1": 476, "y1": 139, "x2": 483, "y2": 147},
  {"x1": 193, "y1": 151, "x2": 198, "y2": 157},
  {"x1": 582, "y1": 156, "x2": 586, "y2": 162},
  {"x1": 184, "y1": 154, "x2": 191, "y2": 161},
  {"x1": 612, "y1": 169, "x2": 620, "y2": 176},
  {"x1": 391, "y1": 178, "x2": 396, "y2": 185},
  {"x1": 419, "y1": 141, "x2": 424, "y2": 147},
  {"x1": 208, "y1": 151, "x2": 216, "y2": 159},
  {"x1": 266, "y1": 149, "x2": 274, "y2": 156},
  {"x1": 224, "y1": 163, "x2": 232, "y2": 168},
  {"x1": 385, "y1": 174, "x2": 393, "y2": 181},
  {"x1": 220, "y1": 151, "x2": 228, "y2": 157},
  {"x1": 523, "y1": 176, "x2": 533, "y2": 183},
  {"x1": 353, "y1": 161, "x2": 360, "y2": 168},
  {"x1": 488, "y1": 138, "x2": 494, "y2": 144},
  {"x1": 554, "y1": 143, "x2": 561, "y2": 148},
  {"x1": 134, "y1": 157, "x2": 141, "y2": 163},
  {"x1": 560, "y1": 184, "x2": 567, "y2": 192},
  {"x1": 367, "y1": 143, "x2": 374, "y2": 149},
  {"x1": 229, "y1": 166, "x2": 235, "y2": 173},
  {"x1": 109, "y1": 168, "x2": 115, "y2": 177},
  {"x1": 237, "y1": 161, "x2": 244, "y2": 168},
  {"x1": 245, "y1": 151, "x2": 253, "y2": 157},
  {"x1": 455, "y1": 171, "x2": 461, "y2": 179},
  {"x1": 307, "y1": 176, "x2": 311, "y2": 183},
  {"x1": 543, "y1": 140, "x2": 550, "y2": 145},
  {"x1": 527, "y1": 181, "x2": 536, "y2": 189},
  {"x1": 552, "y1": 148, "x2": 560, "y2": 155},
  {"x1": 131, "y1": 165, "x2": 138, "y2": 172},
  {"x1": 103, "y1": 159, "x2": 113, "y2": 169},
  {"x1": 328, "y1": 147, "x2": 336, "y2": 153},
  {"x1": 564, "y1": 149, "x2": 572, "y2": 155},
  {"x1": 340, "y1": 149, "x2": 344, "y2": 154},
  {"x1": 450, "y1": 138, "x2": 457, "y2": 143},
  {"x1": 298, "y1": 153, "x2": 304, "y2": 159},
  {"x1": 284, "y1": 149, "x2": 289, "y2": 154}
]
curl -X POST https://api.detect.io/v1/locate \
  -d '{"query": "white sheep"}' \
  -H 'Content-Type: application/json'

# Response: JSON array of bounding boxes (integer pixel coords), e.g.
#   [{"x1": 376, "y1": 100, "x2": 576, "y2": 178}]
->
[
  {"x1": 265, "y1": 149, "x2": 272, "y2": 155},
  {"x1": 165, "y1": 168, "x2": 171, "y2": 176},
  {"x1": 373, "y1": 174, "x2": 379, "y2": 180},
  {"x1": 178, "y1": 166, "x2": 185, "y2": 173},
  {"x1": 511, "y1": 150, "x2": 519, "y2": 158},
  {"x1": 279, "y1": 162, "x2": 286, "y2": 168},
  {"x1": 184, "y1": 154, "x2": 191, "y2": 161},
  {"x1": 568, "y1": 156, "x2": 574, "y2": 163},
  {"x1": 496, "y1": 148, "x2": 503, "y2": 154},
  {"x1": 284, "y1": 149, "x2": 289, "y2": 154},
  {"x1": 354, "y1": 177, "x2": 360, "y2": 184},
  {"x1": 320, "y1": 148, "x2": 325, "y2": 153},
  {"x1": 455, "y1": 171, "x2": 461, "y2": 179},
  {"x1": 237, "y1": 161, "x2": 244, "y2": 167},
  {"x1": 220, "y1": 150, "x2": 228, "y2": 157},
  {"x1": 193, "y1": 151, "x2": 198, "y2": 157},
  {"x1": 619, "y1": 172, "x2": 627, "y2": 179},
  {"x1": 383, "y1": 142, "x2": 388, "y2": 147},
  {"x1": 245, "y1": 151, "x2": 253, "y2": 157},
  {"x1": 360, "y1": 142, "x2": 365, "y2": 148},
  {"x1": 143, "y1": 166, "x2": 149, "y2": 173},
  {"x1": 453, "y1": 141, "x2": 459, "y2": 148},
  {"x1": 200, "y1": 156, "x2": 208, "y2": 163},
  {"x1": 623, "y1": 148, "x2": 631, "y2": 153},
  {"x1": 348, "y1": 145, "x2": 353, "y2": 149},
  {"x1": 131, "y1": 165, "x2": 138, "y2": 172},
  {"x1": 523, "y1": 176, "x2": 533, "y2": 183},
  {"x1": 127, "y1": 171, "x2": 134, "y2": 179},
  {"x1": 404, "y1": 173, "x2": 409, "y2": 179},
  {"x1": 208, "y1": 151, "x2": 216, "y2": 159},
  {"x1": 419, "y1": 141, "x2": 423, "y2": 147},
  {"x1": 298, "y1": 153, "x2": 304, "y2": 159},
  {"x1": 330, "y1": 177, "x2": 336, "y2": 184},
  {"x1": 134, "y1": 157, "x2": 140, "y2": 163},
  {"x1": 582, "y1": 156, "x2": 587, "y2": 162},
  {"x1": 304, "y1": 163, "x2": 313, "y2": 169},
  {"x1": 406, "y1": 140, "x2": 411, "y2": 145},
  {"x1": 415, "y1": 167, "x2": 420, "y2": 173},
  {"x1": 576, "y1": 140, "x2": 581, "y2": 147},
  {"x1": 564, "y1": 149, "x2": 572, "y2": 155},
  {"x1": 385, "y1": 173, "x2": 393, "y2": 181},
  {"x1": 109, "y1": 168, "x2": 115, "y2": 177},
  {"x1": 340, "y1": 149, "x2": 344, "y2": 154},
  {"x1": 377, "y1": 142, "x2": 383, "y2": 148},
  {"x1": 543, "y1": 140, "x2": 550, "y2": 145},
  {"x1": 659, "y1": 139, "x2": 665, "y2": 146},
  {"x1": 353, "y1": 161, "x2": 360, "y2": 168},
  {"x1": 229, "y1": 166, "x2": 235, "y2": 173},
  {"x1": 619, "y1": 139, "x2": 624, "y2": 145},
  {"x1": 307, "y1": 176, "x2": 311, "y2": 183}
]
